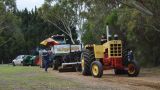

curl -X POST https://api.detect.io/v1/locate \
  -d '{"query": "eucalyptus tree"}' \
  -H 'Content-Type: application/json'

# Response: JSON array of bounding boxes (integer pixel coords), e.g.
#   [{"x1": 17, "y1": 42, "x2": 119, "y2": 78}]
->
[
  {"x1": 0, "y1": 0, "x2": 25, "y2": 63},
  {"x1": 39, "y1": 0, "x2": 80, "y2": 44},
  {"x1": 116, "y1": 0, "x2": 160, "y2": 66}
]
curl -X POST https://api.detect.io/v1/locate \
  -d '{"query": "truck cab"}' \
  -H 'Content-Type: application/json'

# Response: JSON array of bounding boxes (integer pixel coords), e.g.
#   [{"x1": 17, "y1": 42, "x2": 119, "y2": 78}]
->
[{"x1": 51, "y1": 34, "x2": 66, "y2": 44}]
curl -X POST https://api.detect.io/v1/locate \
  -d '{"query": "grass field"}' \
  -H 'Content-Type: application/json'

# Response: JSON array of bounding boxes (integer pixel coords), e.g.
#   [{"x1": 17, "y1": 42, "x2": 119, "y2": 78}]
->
[
  {"x1": 0, "y1": 65, "x2": 80, "y2": 90},
  {"x1": 1, "y1": 64, "x2": 160, "y2": 90}
]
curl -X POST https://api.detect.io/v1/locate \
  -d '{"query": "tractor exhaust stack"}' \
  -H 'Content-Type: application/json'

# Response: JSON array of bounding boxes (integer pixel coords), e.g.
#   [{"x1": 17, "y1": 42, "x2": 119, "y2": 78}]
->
[{"x1": 106, "y1": 25, "x2": 110, "y2": 41}]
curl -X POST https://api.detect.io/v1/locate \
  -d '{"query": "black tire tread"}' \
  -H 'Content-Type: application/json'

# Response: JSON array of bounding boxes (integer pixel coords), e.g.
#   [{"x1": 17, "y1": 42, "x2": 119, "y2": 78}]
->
[
  {"x1": 127, "y1": 60, "x2": 140, "y2": 77},
  {"x1": 82, "y1": 49, "x2": 95, "y2": 75}
]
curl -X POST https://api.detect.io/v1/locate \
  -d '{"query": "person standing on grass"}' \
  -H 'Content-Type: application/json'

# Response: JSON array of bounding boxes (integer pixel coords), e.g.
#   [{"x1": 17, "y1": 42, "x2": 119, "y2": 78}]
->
[{"x1": 43, "y1": 50, "x2": 51, "y2": 72}]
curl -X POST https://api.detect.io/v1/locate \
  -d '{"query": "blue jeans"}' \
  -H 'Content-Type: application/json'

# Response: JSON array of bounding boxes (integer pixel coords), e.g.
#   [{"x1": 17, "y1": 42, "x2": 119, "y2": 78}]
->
[{"x1": 45, "y1": 61, "x2": 49, "y2": 71}]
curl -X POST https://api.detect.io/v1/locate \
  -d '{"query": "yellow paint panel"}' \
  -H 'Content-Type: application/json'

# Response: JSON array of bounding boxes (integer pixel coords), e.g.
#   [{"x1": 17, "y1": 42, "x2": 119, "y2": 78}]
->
[
  {"x1": 94, "y1": 45, "x2": 105, "y2": 58},
  {"x1": 103, "y1": 40, "x2": 122, "y2": 58}
]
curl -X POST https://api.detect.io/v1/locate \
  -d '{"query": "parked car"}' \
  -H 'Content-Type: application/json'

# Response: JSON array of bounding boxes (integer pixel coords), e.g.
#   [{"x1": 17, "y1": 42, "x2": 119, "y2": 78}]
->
[
  {"x1": 12, "y1": 55, "x2": 25, "y2": 66},
  {"x1": 23, "y1": 55, "x2": 36, "y2": 66}
]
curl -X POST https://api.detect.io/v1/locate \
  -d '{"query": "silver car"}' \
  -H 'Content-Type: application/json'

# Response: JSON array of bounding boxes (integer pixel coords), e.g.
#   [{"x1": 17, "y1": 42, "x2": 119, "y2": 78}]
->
[{"x1": 12, "y1": 55, "x2": 25, "y2": 66}]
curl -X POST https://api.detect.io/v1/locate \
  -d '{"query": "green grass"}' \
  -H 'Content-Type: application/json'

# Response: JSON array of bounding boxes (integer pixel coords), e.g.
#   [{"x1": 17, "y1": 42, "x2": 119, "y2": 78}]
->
[{"x1": 0, "y1": 65, "x2": 80, "y2": 90}]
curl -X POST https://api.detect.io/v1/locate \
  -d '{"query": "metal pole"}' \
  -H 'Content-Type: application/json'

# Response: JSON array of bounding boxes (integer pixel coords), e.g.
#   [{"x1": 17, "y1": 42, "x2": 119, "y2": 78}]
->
[{"x1": 106, "y1": 25, "x2": 109, "y2": 41}]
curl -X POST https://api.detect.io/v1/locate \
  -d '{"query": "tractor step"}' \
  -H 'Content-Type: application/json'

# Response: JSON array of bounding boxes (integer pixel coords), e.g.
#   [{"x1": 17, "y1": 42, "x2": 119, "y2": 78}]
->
[
  {"x1": 58, "y1": 66, "x2": 76, "y2": 72},
  {"x1": 58, "y1": 62, "x2": 81, "y2": 72},
  {"x1": 61, "y1": 62, "x2": 81, "y2": 68}
]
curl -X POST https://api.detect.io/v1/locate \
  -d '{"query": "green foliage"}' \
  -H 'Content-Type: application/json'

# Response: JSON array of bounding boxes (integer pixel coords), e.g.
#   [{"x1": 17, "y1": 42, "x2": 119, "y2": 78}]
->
[
  {"x1": 116, "y1": 0, "x2": 160, "y2": 66},
  {"x1": 39, "y1": 0, "x2": 79, "y2": 44},
  {"x1": 0, "y1": 0, "x2": 25, "y2": 63},
  {"x1": 82, "y1": 28, "x2": 96, "y2": 45},
  {"x1": 16, "y1": 7, "x2": 66, "y2": 51},
  {"x1": 105, "y1": 11, "x2": 118, "y2": 25}
]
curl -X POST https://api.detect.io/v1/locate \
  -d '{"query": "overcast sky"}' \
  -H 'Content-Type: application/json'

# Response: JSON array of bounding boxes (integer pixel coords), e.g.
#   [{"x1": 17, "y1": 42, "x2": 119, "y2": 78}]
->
[{"x1": 16, "y1": 0, "x2": 44, "y2": 11}]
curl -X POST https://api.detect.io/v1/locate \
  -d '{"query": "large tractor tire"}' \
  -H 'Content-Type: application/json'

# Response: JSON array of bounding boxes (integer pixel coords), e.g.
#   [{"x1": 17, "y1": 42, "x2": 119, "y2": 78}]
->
[
  {"x1": 91, "y1": 61, "x2": 103, "y2": 78},
  {"x1": 81, "y1": 49, "x2": 95, "y2": 75},
  {"x1": 114, "y1": 69, "x2": 127, "y2": 75},
  {"x1": 127, "y1": 60, "x2": 140, "y2": 77}
]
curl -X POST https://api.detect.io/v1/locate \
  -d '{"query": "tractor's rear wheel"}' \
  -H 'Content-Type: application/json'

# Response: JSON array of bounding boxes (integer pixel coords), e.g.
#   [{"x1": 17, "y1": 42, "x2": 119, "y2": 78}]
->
[
  {"x1": 127, "y1": 61, "x2": 140, "y2": 77},
  {"x1": 91, "y1": 61, "x2": 103, "y2": 78},
  {"x1": 81, "y1": 49, "x2": 95, "y2": 75}
]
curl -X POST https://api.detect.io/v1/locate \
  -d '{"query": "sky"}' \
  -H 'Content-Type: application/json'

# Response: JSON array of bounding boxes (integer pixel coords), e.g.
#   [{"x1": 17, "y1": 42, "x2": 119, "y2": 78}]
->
[{"x1": 16, "y1": 0, "x2": 44, "y2": 11}]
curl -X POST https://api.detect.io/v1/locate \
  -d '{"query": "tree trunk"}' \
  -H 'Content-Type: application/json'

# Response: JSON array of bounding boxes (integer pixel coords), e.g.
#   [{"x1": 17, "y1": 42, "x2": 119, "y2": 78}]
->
[{"x1": 70, "y1": 35, "x2": 75, "y2": 44}]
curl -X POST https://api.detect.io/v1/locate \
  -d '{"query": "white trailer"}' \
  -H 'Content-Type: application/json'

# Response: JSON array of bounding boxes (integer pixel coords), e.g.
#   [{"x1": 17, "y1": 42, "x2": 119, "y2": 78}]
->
[{"x1": 51, "y1": 44, "x2": 82, "y2": 72}]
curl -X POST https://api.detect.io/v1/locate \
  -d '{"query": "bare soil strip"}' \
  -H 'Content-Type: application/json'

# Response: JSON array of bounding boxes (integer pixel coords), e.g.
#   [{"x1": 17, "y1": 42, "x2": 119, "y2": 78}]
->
[{"x1": 48, "y1": 68, "x2": 160, "y2": 90}]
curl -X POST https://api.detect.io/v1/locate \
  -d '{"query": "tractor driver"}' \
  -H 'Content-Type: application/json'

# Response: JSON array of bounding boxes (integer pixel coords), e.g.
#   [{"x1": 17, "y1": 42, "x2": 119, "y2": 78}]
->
[
  {"x1": 114, "y1": 34, "x2": 118, "y2": 40},
  {"x1": 101, "y1": 34, "x2": 107, "y2": 44}
]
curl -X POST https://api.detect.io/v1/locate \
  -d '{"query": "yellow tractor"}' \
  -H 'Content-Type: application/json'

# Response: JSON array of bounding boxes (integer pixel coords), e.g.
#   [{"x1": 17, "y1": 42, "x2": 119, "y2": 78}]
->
[{"x1": 81, "y1": 34, "x2": 140, "y2": 78}]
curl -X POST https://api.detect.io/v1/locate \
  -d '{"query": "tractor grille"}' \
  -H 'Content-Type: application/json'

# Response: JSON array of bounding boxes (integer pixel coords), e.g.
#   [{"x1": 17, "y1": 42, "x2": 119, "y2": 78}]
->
[{"x1": 110, "y1": 44, "x2": 122, "y2": 57}]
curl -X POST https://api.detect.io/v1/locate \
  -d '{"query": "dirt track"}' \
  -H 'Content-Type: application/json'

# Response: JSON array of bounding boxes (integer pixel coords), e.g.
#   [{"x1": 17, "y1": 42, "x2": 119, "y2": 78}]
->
[{"x1": 49, "y1": 68, "x2": 160, "y2": 90}]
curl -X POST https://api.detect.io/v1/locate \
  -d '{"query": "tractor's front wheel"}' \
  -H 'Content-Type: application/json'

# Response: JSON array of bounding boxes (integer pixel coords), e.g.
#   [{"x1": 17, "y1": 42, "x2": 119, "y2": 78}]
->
[
  {"x1": 127, "y1": 61, "x2": 140, "y2": 77},
  {"x1": 91, "y1": 61, "x2": 103, "y2": 78}
]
